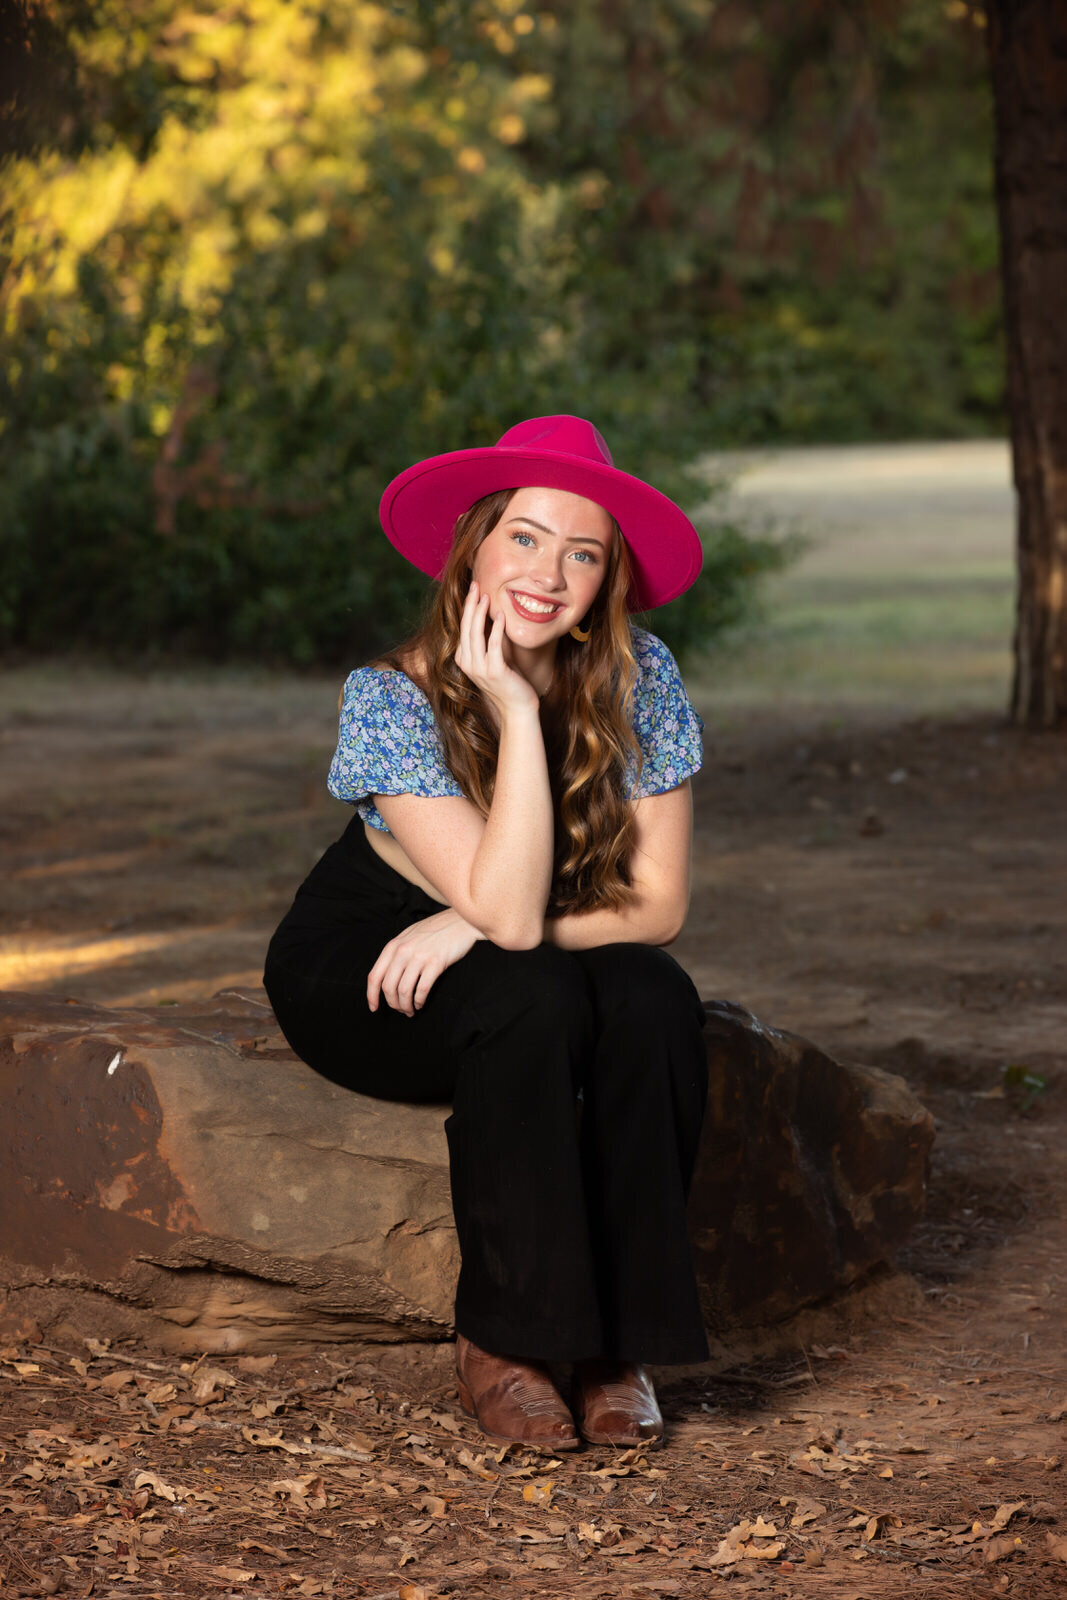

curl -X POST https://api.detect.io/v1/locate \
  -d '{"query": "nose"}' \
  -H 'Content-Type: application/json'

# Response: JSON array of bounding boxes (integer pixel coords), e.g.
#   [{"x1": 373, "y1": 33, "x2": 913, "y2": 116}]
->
[{"x1": 530, "y1": 543, "x2": 566, "y2": 590}]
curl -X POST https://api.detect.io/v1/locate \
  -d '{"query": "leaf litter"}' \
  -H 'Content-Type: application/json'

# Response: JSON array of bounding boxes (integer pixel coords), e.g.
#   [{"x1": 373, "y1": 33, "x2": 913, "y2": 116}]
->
[{"x1": 2, "y1": 1299, "x2": 1066, "y2": 1600}]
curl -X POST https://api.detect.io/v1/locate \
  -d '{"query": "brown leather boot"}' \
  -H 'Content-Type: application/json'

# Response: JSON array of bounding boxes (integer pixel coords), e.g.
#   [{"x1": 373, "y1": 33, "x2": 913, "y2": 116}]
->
[
  {"x1": 455, "y1": 1335, "x2": 580, "y2": 1451},
  {"x1": 573, "y1": 1360, "x2": 664, "y2": 1447}
]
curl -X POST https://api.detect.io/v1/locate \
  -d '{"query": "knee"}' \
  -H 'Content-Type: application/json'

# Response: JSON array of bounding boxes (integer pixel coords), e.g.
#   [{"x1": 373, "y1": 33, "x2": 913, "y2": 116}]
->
[
  {"x1": 466, "y1": 942, "x2": 593, "y2": 1042},
  {"x1": 584, "y1": 943, "x2": 703, "y2": 1021}
]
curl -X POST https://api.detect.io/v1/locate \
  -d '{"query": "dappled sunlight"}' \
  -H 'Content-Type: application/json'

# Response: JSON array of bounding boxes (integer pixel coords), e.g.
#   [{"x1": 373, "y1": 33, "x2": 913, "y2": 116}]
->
[
  {"x1": 12, "y1": 849, "x2": 150, "y2": 882},
  {"x1": 0, "y1": 925, "x2": 267, "y2": 993},
  {"x1": 107, "y1": 969, "x2": 270, "y2": 1009}
]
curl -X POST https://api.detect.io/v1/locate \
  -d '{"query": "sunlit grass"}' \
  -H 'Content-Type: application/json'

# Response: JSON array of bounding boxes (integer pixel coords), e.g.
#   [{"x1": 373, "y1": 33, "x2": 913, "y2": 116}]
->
[
  {"x1": 692, "y1": 441, "x2": 1015, "y2": 717},
  {"x1": 693, "y1": 575, "x2": 1014, "y2": 714}
]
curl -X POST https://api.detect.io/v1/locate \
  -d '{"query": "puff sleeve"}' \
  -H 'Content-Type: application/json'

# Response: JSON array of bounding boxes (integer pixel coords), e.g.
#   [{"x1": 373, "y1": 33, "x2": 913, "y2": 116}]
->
[
  {"x1": 327, "y1": 668, "x2": 464, "y2": 830},
  {"x1": 629, "y1": 629, "x2": 704, "y2": 797}
]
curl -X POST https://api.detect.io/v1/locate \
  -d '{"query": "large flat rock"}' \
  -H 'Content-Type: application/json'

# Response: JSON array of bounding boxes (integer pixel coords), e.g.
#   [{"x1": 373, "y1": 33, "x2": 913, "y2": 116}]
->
[{"x1": 0, "y1": 989, "x2": 933, "y2": 1354}]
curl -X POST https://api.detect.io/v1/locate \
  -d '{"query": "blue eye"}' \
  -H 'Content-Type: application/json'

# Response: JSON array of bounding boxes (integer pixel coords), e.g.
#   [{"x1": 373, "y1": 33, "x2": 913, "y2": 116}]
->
[
  {"x1": 571, "y1": 549, "x2": 597, "y2": 563},
  {"x1": 511, "y1": 531, "x2": 535, "y2": 547}
]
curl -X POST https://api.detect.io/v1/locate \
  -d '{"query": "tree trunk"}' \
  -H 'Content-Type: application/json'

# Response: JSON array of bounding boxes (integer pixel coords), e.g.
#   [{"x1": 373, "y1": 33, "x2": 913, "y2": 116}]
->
[{"x1": 985, "y1": 0, "x2": 1067, "y2": 726}]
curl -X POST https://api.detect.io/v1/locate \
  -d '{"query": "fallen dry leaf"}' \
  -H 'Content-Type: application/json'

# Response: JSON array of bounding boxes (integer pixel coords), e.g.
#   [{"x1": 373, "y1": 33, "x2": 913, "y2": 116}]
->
[
  {"x1": 191, "y1": 1366, "x2": 237, "y2": 1404},
  {"x1": 522, "y1": 1479, "x2": 554, "y2": 1506},
  {"x1": 98, "y1": 1369, "x2": 136, "y2": 1393},
  {"x1": 985, "y1": 1534, "x2": 1023, "y2": 1563},
  {"x1": 707, "y1": 1516, "x2": 784, "y2": 1567},
  {"x1": 269, "y1": 1473, "x2": 326, "y2": 1509},
  {"x1": 339, "y1": 1428, "x2": 377, "y2": 1452},
  {"x1": 454, "y1": 1447, "x2": 496, "y2": 1481},
  {"x1": 1046, "y1": 1532, "x2": 1067, "y2": 1562},
  {"x1": 241, "y1": 1425, "x2": 306, "y2": 1455},
  {"x1": 863, "y1": 1512, "x2": 902, "y2": 1542},
  {"x1": 782, "y1": 1495, "x2": 826, "y2": 1528},
  {"x1": 64, "y1": 1438, "x2": 121, "y2": 1470},
  {"x1": 990, "y1": 1500, "x2": 1028, "y2": 1532},
  {"x1": 133, "y1": 1470, "x2": 178, "y2": 1503},
  {"x1": 210, "y1": 1566, "x2": 257, "y2": 1583}
]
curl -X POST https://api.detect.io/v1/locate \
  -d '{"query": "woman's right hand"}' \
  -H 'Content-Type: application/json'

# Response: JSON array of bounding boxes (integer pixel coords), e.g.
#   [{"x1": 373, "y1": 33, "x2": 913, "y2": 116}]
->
[
  {"x1": 454, "y1": 582, "x2": 540, "y2": 719},
  {"x1": 367, "y1": 908, "x2": 484, "y2": 1016}
]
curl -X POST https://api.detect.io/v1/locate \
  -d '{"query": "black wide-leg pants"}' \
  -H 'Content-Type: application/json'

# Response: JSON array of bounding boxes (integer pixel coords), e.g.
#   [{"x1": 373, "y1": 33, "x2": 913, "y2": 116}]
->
[{"x1": 263, "y1": 817, "x2": 710, "y2": 1365}]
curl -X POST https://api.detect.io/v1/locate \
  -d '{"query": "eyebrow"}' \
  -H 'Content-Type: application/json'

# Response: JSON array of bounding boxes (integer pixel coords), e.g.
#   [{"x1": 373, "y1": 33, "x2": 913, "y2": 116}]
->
[{"x1": 506, "y1": 515, "x2": 608, "y2": 549}]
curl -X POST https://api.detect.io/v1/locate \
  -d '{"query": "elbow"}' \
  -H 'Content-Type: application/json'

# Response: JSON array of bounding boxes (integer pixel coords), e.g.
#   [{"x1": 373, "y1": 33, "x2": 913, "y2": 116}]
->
[
  {"x1": 465, "y1": 902, "x2": 544, "y2": 950},
  {"x1": 489, "y1": 919, "x2": 544, "y2": 951},
  {"x1": 646, "y1": 894, "x2": 689, "y2": 947}
]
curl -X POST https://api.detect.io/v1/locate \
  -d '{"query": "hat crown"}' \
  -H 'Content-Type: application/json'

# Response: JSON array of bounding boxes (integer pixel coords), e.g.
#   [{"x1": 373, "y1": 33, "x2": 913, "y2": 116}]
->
[
  {"x1": 495, "y1": 414, "x2": 614, "y2": 469},
  {"x1": 380, "y1": 412, "x2": 702, "y2": 610}
]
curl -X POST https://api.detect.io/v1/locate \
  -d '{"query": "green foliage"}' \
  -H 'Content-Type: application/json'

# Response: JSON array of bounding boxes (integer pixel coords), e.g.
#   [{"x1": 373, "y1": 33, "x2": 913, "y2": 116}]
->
[
  {"x1": 0, "y1": 0, "x2": 999, "y2": 666},
  {"x1": 1002, "y1": 1064, "x2": 1048, "y2": 1115},
  {"x1": 1, "y1": 1, "x2": 565, "y2": 662},
  {"x1": 512, "y1": 0, "x2": 1001, "y2": 443}
]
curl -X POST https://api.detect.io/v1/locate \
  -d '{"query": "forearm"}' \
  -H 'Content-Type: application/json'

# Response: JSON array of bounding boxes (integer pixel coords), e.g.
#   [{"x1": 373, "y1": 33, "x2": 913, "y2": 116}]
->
[
  {"x1": 544, "y1": 787, "x2": 694, "y2": 951},
  {"x1": 467, "y1": 706, "x2": 554, "y2": 948},
  {"x1": 544, "y1": 892, "x2": 689, "y2": 951}
]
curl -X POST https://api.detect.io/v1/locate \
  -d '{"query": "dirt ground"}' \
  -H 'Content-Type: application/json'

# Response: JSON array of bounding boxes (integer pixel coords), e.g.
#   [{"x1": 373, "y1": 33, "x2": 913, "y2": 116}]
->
[{"x1": 1, "y1": 670, "x2": 1065, "y2": 1599}]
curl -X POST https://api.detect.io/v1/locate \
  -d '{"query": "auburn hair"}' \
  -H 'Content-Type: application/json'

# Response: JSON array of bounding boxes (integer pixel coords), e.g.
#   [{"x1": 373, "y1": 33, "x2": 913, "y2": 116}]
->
[{"x1": 381, "y1": 489, "x2": 642, "y2": 913}]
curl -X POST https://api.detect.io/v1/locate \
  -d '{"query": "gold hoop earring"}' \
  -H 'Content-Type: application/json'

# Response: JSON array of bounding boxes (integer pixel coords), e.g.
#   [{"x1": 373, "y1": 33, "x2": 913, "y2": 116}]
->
[{"x1": 569, "y1": 617, "x2": 592, "y2": 643}]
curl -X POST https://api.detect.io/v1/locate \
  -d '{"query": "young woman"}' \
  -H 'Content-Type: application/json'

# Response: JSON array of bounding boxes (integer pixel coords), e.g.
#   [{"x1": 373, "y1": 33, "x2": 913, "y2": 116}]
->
[{"x1": 264, "y1": 415, "x2": 710, "y2": 1451}]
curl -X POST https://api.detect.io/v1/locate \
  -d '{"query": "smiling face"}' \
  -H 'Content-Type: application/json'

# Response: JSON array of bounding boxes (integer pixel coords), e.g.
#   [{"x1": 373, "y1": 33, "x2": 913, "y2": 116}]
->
[{"x1": 470, "y1": 486, "x2": 613, "y2": 664}]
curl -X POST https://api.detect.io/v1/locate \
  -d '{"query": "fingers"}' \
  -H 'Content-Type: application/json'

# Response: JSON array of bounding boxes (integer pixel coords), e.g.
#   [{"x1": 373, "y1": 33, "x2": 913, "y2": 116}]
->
[
  {"x1": 366, "y1": 947, "x2": 388, "y2": 1012},
  {"x1": 485, "y1": 604, "x2": 505, "y2": 665},
  {"x1": 457, "y1": 581, "x2": 492, "y2": 684},
  {"x1": 366, "y1": 934, "x2": 439, "y2": 1017},
  {"x1": 377, "y1": 950, "x2": 417, "y2": 1016},
  {"x1": 411, "y1": 960, "x2": 442, "y2": 1012}
]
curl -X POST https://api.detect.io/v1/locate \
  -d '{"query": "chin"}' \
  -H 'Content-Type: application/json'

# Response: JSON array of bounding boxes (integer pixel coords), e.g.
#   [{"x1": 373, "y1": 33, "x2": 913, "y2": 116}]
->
[{"x1": 506, "y1": 619, "x2": 568, "y2": 648}]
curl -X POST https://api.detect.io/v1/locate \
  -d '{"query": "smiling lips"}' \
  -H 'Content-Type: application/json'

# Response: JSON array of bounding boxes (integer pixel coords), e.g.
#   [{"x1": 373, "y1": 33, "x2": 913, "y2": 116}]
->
[{"x1": 507, "y1": 589, "x2": 564, "y2": 624}]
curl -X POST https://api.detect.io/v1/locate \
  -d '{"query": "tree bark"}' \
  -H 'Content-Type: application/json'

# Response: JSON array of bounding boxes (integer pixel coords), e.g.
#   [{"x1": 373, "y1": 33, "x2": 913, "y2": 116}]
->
[{"x1": 985, "y1": 0, "x2": 1067, "y2": 726}]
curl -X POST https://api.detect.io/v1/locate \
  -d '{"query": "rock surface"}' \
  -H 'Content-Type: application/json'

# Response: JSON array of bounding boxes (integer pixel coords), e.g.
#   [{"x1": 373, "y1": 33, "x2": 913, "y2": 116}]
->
[
  {"x1": 694, "y1": 1001, "x2": 934, "y2": 1330},
  {"x1": 0, "y1": 989, "x2": 933, "y2": 1354}
]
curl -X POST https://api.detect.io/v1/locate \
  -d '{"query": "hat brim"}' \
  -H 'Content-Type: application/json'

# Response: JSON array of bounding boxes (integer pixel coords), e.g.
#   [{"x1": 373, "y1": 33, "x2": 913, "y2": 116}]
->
[{"x1": 379, "y1": 445, "x2": 703, "y2": 612}]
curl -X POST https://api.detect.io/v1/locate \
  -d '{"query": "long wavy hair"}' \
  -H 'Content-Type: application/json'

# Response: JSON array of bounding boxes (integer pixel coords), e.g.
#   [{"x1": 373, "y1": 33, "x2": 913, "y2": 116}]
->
[{"x1": 381, "y1": 489, "x2": 642, "y2": 913}]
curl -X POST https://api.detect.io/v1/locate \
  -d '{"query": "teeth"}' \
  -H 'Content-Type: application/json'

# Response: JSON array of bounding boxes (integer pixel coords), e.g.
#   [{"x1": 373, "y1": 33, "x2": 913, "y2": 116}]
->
[{"x1": 513, "y1": 594, "x2": 559, "y2": 615}]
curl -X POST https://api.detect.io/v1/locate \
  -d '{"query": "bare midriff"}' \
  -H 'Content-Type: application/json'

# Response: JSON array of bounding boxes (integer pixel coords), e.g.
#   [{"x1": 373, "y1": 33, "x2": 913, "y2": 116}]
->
[{"x1": 364, "y1": 821, "x2": 448, "y2": 905}]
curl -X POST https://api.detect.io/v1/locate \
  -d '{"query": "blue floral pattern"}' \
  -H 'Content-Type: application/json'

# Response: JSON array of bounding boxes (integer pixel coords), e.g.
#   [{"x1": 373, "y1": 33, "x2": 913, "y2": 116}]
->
[{"x1": 328, "y1": 627, "x2": 703, "y2": 832}]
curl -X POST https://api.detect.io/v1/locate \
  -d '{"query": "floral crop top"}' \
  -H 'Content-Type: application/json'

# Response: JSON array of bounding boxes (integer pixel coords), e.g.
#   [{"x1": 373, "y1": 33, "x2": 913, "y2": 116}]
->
[{"x1": 328, "y1": 627, "x2": 703, "y2": 832}]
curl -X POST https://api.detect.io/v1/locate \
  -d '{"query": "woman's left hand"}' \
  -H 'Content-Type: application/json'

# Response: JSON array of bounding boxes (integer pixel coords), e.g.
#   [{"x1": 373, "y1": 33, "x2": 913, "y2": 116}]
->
[{"x1": 367, "y1": 909, "x2": 484, "y2": 1016}]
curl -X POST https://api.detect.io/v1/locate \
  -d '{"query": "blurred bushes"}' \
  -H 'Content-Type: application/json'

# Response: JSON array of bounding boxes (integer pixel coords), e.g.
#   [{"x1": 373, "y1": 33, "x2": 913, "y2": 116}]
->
[{"x1": 0, "y1": 0, "x2": 996, "y2": 665}]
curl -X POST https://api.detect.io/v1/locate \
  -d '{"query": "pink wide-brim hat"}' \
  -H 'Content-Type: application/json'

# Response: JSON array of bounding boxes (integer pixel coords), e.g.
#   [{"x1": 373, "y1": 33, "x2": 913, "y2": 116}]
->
[{"x1": 379, "y1": 414, "x2": 703, "y2": 612}]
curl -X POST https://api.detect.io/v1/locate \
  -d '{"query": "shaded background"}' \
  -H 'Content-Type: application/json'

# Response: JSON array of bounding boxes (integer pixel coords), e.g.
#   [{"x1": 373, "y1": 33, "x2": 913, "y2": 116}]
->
[
  {"x1": 4, "y1": 19, "x2": 1067, "y2": 1597},
  {"x1": 1, "y1": 0, "x2": 1000, "y2": 668},
  {"x1": 1, "y1": 0, "x2": 1030, "y2": 1010}
]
